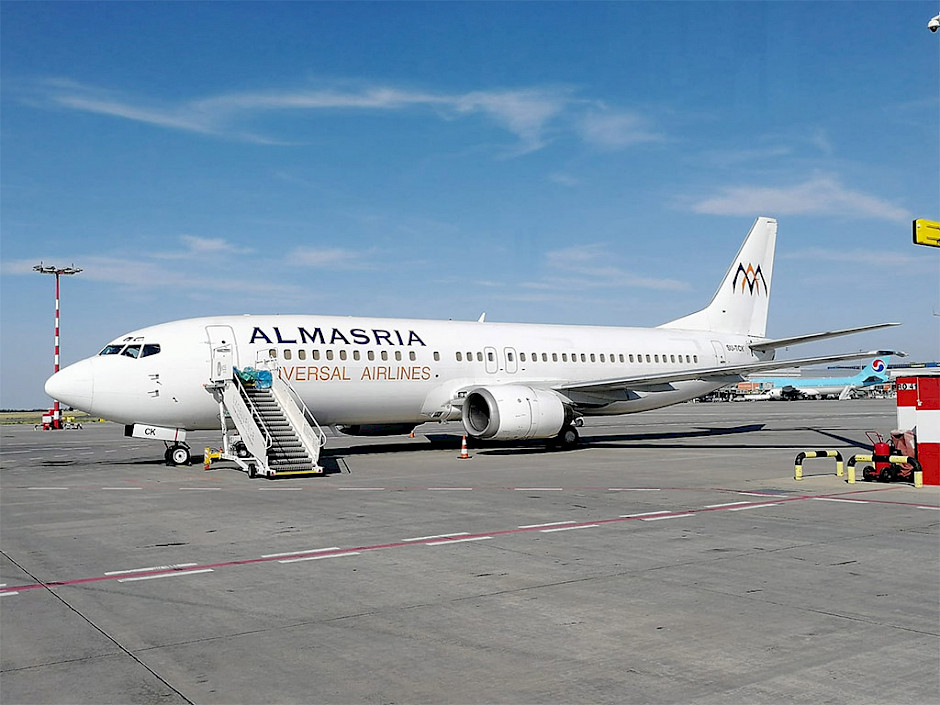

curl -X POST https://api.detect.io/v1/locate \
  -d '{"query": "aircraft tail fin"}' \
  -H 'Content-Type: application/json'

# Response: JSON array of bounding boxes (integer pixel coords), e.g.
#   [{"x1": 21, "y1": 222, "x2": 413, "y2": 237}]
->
[{"x1": 660, "y1": 217, "x2": 777, "y2": 337}]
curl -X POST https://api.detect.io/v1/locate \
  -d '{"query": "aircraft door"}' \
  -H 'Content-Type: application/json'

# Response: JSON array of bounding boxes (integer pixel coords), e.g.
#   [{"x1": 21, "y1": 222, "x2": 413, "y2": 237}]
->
[
  {"x1": 711, "y1": 340, "x2": 727, "y2": 365},
  {"x1": 484, "y1": 346, "x2": 498, "y2": 374},
  {"x1": 504, "y1": 347, "x2": 518, "y2": 374},
  {"x1": 207, "y1": 325, "x2": 238, "y2": 382}
]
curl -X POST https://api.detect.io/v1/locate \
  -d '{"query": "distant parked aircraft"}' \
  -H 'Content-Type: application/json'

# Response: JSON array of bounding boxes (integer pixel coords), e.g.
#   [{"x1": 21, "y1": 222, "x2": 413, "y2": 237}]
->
[{"x1": 749, "y1": 358, "x2": 892, "y2": 400}]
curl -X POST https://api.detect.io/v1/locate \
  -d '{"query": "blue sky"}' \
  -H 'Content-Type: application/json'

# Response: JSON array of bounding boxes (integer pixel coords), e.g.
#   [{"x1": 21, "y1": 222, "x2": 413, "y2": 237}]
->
[{"x1": 2, "y1": 1, "x2": 937, "y2": 409}]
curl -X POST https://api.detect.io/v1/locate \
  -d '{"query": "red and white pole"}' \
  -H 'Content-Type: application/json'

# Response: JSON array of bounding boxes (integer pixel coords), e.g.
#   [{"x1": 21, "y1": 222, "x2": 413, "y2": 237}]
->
[{"x1": 34, "y1": 263, "x2": 81, "y2": 429}]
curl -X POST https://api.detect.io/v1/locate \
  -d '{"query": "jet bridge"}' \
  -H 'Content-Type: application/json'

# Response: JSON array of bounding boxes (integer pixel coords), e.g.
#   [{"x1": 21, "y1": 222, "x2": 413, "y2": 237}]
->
[{"x1": 206, "y1": 348, "x2": 326, "y2": 477}]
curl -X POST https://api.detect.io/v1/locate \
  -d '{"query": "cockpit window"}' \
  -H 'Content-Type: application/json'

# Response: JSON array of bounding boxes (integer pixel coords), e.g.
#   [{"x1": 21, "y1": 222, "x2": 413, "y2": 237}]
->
[
  {"x1": 141, "y1": 344, "x2": 161, "y2": 358},
  {"x1": 99, "y1": 344, "x2": 124, "y2": 356},
  {"x1": 121, "y1": 345, "x2": 142, "y2": 358}
]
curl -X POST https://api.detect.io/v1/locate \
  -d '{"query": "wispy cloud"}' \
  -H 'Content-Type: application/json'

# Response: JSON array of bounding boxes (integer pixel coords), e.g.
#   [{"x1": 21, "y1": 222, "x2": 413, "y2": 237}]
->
[
  {"x1": 782, "y1": 247, "x2": 920, "y2": 267},
  {"x1": 689, "y1": 173, "x2": 910, "y2": 222},
  {"x1": 543, "y1": 243, "x2": 689, "y2": 291},
  {"x1": 577, "y1": 110, "x2": 663, "y2": 150},
  {"x1": 152, "y1": 235, "x2": 254, "y2": 260},
  {"x1": 30, "y1": 78, "x2": 659, "y2": 154},
  {"x1": 288, "y1": 246, "x2": 376, "y2": 270}
]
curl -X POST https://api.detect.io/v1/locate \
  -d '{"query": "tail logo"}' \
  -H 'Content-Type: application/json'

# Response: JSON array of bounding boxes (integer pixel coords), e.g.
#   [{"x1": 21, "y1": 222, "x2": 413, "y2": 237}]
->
[
  {"x1": 872, "y1": 359, "x2": 886, "y2": 373},
  {"x1": 732, "y1": 262, "x2": 768, "y2": 295}
]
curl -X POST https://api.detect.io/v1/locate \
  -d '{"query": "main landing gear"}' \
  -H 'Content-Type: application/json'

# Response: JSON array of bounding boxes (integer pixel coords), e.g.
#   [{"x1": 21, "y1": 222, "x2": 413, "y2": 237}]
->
[
  {"x1": 548, "y1": 425, "x2": 580, "y2": 451},
  {"x1": 164, "y1": 443, "x2": 192, "y2": 466}
]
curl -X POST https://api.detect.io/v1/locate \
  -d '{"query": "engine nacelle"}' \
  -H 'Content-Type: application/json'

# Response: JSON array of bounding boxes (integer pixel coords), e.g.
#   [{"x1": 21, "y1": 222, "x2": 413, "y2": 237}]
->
[{"x1": 461, "y1": 385, "x2": 570, "y2": 441}]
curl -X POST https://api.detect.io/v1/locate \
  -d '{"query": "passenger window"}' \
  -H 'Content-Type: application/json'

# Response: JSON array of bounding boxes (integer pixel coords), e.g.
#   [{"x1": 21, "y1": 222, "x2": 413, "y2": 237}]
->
[
  {"x1": 433, "y1": 352, "x2": 440, "y2": 361},
  {"x1": 339, "y1": 350, "x2": 347, "y2": 361},
  {"x1": 395, "y1": 351, "x2": 402, "y2": 361},
  {"x1": 488, "y1": 352, "x2": 494, "y2": 362},
  {"x1": 581, "y1": 353, "x2": 586, "y2": 362},
  {"x1": 313, "y1": 350, "x2": 321, "y2": 361},
  {"x1": 646, "y1": 354, "x2": 651, "y2": 362},
  {"x1": 600, "y1": 354, "x2": 606, "y2": 363},
  {"x1": 99, "y1": 344, "x2": 123, "y2": 355},
  {"x1": 298, "y1": 350, "x2": 306, "y2": 361},
  {"x1": 671, "y1": 355, "x2": 676, "y2": 363},
  {"x1": 381, "y1": 351, "x2": 388, "y2": 361},
  {"x1": 477, "y1": 352, "x2": 483, "y2": 362},
  {"x1": 284, "y1": 349, "x2": 292, "y2": 360},
  {"x1": 619, "y1": 354, "x2": 625, "y2": 363},
  {"x1": 326, "y1": 350, "x2": 334, "y2": 361},
  {"x1": 520, "y1": 353, "x2": 526, "y2": 362},
  {"x1": 507, "y1": 352, "x2": 514, "y2": 362},
  {"x1": 457, "y1": 352, "x2": 463, "y2": 362},
  {"x1": 693, "y1": 355, "x2": 698, "y2": 363},
  {"x1": 552, "y1": 353, "x2": 558, "y2": 362},
  {"x1": 269, "y1": 348, "x2": 277, "y2": 358},
  {"x1": 654, "y1": 355, "x2": 659, "y2": 363},
  {"x1": 141, "y1": 344, "x2": 161, "y2": 358},
  {"x1": 410, "y1": 351, "x2": 416, "y2": 361},
  {"x1": 353, "y1": 350, "x2": 360, "y2": 361},
  {"x1": 122, "y1": 345, "x2": 141, "y2": 358},
  {"x1": 368, "y1": 350, "x2": 375, "y2": 361},
  {"x1": 590, "y1": 353, "x2": 596, "y2": 362},
  {"x1": 629, "y1": 354, "x2": 634, "y2": 363},
  {"x1": 542, "y1": 353, "x2": 548, "y2": 362},
  {"x1": 562, "y1": 353, "x2": 568, "y2": 362}
]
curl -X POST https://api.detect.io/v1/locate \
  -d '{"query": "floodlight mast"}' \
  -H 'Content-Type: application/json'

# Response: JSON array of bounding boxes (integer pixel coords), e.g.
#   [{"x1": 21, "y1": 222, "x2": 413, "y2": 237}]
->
[{"x1": 33, "y1": 263, "x2": 82, "y2": 429}]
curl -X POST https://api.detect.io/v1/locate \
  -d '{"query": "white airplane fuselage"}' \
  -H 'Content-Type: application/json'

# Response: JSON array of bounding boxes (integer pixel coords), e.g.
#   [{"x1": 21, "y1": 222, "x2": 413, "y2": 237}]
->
[{"x1": 51, "y1": 314, "x2": 757, "y2": 431}]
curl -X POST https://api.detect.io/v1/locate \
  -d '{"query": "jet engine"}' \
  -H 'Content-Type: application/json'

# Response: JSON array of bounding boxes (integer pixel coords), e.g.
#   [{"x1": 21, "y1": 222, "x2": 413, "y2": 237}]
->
[{"x1": 461, "y1": 385, "x2": 572, "y2": 441}]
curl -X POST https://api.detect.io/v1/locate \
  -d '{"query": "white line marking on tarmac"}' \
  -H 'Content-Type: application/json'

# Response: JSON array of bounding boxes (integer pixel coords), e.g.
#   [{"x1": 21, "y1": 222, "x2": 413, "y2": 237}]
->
[
  {"x1": 27, "y1": 487, "x2": 70, "y2": 490},
  {"x1": 916, "y1": 506, "x2": 940, "y2": 511},
  {"x1": 706, "y1": 501, "x2": 752, "y2": 508},
  {"x1": 425, "y1": 536, "x2": 493, "y2": 546},
  {"x1": 179, "y1": 487, "x2": 221, "y2": 491},
  {"x1": 3, "y1": 450, "x2": 30, "y2": 454},
  {"x1": 403, "y1": 532, "x2": 469, "y2": 542},
  {"x1": 118, "y1": 568, "x2": 213, "y2": 582},
  {"x1": 540, "y1": 524, "x2": 599, "y2": 533},
  {"x1": 811, "y1": 498, "x2": 868, "y2": 504},
  {"x1": 101, "y1": 487, "x2": 142, "y2": 491},
  {"x1": 0, "y1": 591, "x2": 18, "y2": 596},
  {"x1": 262, "y1": 547, "x2": 340, "y2": 558},
  {"x1": 426, "y1": 487, "x2": 474, "y2": 491},
  {"x1": 620, "y1": 510, "x2": 670, "y2": 518},
  {"x1": 105, "y1": 563, "x2": 199, "y2": 576},
  {"x1": 642, "y1": 513, "x2": 694, "y2": 521},
  {"x1": 518, "y1": 520, "x2": 576, "y2": 529},
  {"x1": 257, "y1": 487, "x2": 303, "y2": 491},
  {"x1": 337, "y1": 487, "x2": 385, "y2": 491},
  {"x1": 608, "y1": 488, "x2": 661, "y2": 492},
  {"x1": 279, "y1": 552, "x2": 360, "y2": 564},
  {"x1": 728, "y1": 503, "x2": 781, "y2": 511},
  {"x1": 513, "y1": 487, "x2": 563, "y2": 491}
]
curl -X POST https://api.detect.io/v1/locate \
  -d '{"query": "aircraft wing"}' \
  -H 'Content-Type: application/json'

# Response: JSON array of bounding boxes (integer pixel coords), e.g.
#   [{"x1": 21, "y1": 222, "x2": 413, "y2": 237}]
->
[
  {"x1": 557, "y1": 349, "x2": 904, "y2": 394},
  {"x1": 749, "y1": 323, "x2": 900, "y2": 352}
]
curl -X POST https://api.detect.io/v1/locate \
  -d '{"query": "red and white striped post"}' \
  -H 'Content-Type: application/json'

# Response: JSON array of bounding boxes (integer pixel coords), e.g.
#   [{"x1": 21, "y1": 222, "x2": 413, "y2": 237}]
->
[{"x1": 34, "y1": 263, "x2": 82, "y2": 429}]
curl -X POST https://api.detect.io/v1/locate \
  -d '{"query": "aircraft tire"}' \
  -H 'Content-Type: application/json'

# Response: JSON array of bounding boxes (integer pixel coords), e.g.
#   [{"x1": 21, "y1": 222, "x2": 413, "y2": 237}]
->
[
  {"x1": 549, "y1": 425, "x2": 579, "y2": 451},
  {"x1": 169, "y1": 445, "x2": 191, "y2": 466}
]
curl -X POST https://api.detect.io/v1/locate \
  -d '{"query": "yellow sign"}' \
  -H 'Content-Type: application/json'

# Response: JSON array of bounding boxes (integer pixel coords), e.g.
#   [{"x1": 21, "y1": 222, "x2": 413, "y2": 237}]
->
[{"x1": 913, "y1": 219, "x2": 940, "y2": 248}]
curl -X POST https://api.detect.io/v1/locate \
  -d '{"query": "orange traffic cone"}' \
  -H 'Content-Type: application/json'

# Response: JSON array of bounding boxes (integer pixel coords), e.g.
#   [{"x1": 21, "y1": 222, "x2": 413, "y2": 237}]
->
[{"x1": 457, "y1": 435, "x2": 471, "y2": 460}]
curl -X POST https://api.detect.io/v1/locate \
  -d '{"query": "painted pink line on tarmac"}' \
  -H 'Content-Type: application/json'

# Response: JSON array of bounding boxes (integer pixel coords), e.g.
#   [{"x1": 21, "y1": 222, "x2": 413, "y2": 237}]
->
[{"x1": 0, "y1": 488, "x2": 922, "y2": 595}]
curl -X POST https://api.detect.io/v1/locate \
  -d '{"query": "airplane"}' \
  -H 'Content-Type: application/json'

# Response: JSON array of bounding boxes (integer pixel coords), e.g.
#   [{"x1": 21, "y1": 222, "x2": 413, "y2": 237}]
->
[
  {"x1": 45, "y1": 217, "x2": 901, "y2": 469},
  {"x1": 748, "y1": 358, "x2": 892, "y2": 400}
]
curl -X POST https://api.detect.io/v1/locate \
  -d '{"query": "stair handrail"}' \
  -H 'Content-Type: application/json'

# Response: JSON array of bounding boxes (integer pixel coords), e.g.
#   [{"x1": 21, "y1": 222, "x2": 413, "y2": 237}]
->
[
  {"x1": 232, "y1": 373, "x2": 273, "y2": 451},
  {"x1": 279, "y1": 376, "x2": 328, "y2": 449}
]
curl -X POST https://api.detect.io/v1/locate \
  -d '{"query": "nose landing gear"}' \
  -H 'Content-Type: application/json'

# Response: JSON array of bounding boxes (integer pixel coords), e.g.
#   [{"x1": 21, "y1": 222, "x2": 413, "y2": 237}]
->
[{"x1": 164, "y1": 443, "x2": 192, "y2": 466}]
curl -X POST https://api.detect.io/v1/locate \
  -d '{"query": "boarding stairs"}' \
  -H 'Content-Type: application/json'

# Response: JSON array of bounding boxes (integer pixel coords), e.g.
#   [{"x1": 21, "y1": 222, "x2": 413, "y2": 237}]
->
[{"x1": 207, "y1": 349, "x2": 326, "y2": 477}]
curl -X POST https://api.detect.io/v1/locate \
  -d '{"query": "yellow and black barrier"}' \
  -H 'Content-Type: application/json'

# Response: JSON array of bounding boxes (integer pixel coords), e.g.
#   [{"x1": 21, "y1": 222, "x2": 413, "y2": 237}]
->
[
  {"x1": 794, "y1": 450, "x2": 844, "y2": 480},
  {"x1": 845, "y1": 454, "x2": 923, "y2": 487}
]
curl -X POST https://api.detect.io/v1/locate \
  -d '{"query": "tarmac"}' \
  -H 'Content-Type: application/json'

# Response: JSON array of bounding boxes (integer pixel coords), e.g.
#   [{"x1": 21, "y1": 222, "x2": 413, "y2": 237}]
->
[{"x1": 1, "y1": 398, "x2": 938, "y2": 704}]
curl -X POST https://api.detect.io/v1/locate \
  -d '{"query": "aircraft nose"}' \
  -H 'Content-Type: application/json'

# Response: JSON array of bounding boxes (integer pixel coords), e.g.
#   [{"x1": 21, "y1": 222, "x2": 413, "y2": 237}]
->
[{"x1": 45, "y1": 359, "x2": 95, "y2": 412}]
